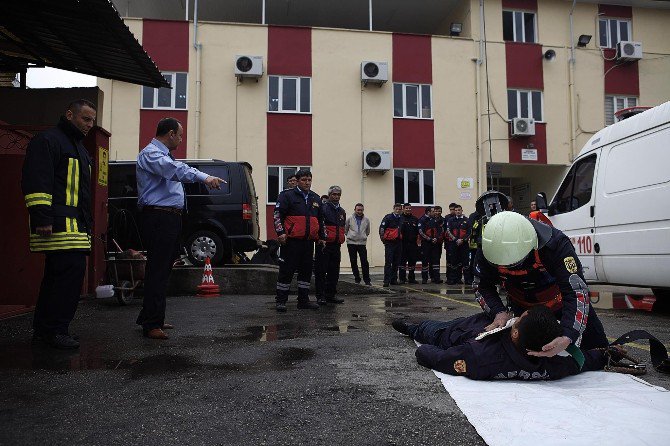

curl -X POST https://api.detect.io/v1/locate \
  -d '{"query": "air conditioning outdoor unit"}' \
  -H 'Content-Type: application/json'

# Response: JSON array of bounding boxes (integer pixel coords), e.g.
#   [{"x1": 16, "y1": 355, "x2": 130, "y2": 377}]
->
[
  {"x1": 511, "y1": 117, "x2": 536, "y2": 137},
  {"x1": 234, "y1": 55, "x2": 263, "y2": 79},
  {"x1": 616, "y1": 41, "x2": 643, "y2": 62},
  {"x1": 362, "y1": 150, "x2": 391, "y2": 172},
  {"x1": 361, "y1": 61, "x2": 388, "y2": 86}
]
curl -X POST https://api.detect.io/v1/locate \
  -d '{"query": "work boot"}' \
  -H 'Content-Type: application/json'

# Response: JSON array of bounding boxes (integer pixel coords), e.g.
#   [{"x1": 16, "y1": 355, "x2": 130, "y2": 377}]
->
[
  {"x1": 276, "y1": 303, "x2": 287, "y2": 313},
  {"x1": 297, "y1": 301, "x2": 320, "y2": 310},
  {"x1": 422, "y1": 278, "x2": 428, "y2": 284},
  {"x1": 391, "y1": 319, "x2": 415, "y2": 337},
  {"x1": 326, "y1": 296, "x2": 344, "y2": 304},
  {"x1": 354, "y1": 277, "x2": 361, "y2": 284},
  {"x1": 317, "y1": 297, "x2": 327, "y2": 305},
  {"x1": 42, "y1": 334, "x2": 80, "y2": 350},
  {"x1": 383, "y1": 282, "x2": 390, "y2": 287}
]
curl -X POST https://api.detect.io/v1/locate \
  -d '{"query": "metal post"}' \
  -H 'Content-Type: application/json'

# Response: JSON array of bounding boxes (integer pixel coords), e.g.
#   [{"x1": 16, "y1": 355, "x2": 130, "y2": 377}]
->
[{"x1": 369, "y1": 0, "x2": 373, "y2": 31}]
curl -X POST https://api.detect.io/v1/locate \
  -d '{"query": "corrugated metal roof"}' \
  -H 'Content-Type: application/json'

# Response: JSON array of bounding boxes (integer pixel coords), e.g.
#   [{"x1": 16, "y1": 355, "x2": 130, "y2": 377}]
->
[{"x1": 0, "y1": 0, "x2": 169, "y2": 88}]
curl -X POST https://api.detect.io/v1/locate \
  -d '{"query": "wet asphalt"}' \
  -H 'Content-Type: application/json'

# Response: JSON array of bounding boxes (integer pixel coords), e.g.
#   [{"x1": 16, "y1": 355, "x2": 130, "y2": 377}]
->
[{"x1": 1, "y1": 278, "x2": 669, "y2": 445}]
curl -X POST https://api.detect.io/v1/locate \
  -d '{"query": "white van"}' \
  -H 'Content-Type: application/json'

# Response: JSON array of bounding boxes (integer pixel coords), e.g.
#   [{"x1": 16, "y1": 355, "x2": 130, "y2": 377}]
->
[{"x1": 537, "y1": 101, "x2": 670, "y2": 299}]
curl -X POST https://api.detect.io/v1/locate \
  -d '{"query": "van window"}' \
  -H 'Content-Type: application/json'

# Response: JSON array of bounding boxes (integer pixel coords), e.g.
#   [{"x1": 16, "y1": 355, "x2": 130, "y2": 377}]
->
[
  {"x1": 108, "y1": 165, "x2": 138, "y2": 198},
  {"x1": 551, "y1": 155, "x2": 596, "y2": 214},
  {"x1": 184, "y1": 165, "x2": 231, "y2": 195}
]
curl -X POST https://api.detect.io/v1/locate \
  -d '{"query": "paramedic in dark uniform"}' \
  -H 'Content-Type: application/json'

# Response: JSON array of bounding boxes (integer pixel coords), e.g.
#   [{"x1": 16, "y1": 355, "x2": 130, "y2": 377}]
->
[
  {"x1": 399, "y1": 203, "x2": 419, "y2": 284},
  {"x1": 474, "y1": 211, "x2": 608, "y2": 356},
  {"x1": 22, "y1": 99, "x2": 96, "y2": 349},
  {"x1": 379, "y1": 204, "x2": 404, "y2": 287},
  {"x1": 418, "y1": 207, "x2": 444, "y2": 284},
  {"x1": 392, "y1": 305, "x2": 609, "y2": 380},
  {"x1": 445, "y1": 204, "x2": 471, "y2": 285},
  {"x1": 274, "y1": 169, "x2": 326, "y2": 312},
  {"x1": 314, "y1": 186, "x2": 346, "y2": 305}
]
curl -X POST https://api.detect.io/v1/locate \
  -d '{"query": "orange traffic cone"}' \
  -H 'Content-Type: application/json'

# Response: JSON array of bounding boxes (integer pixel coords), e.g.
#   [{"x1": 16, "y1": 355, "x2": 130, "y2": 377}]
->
[{"x1": 196, "y1": 257, "x2": 220, "y2": 297}]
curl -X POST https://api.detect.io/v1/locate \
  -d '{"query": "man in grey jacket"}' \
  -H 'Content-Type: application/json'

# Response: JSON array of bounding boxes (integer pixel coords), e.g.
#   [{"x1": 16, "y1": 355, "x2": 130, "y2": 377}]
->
[{"x1": 344, "y1": 203, "x2": 371, "y2": 285}]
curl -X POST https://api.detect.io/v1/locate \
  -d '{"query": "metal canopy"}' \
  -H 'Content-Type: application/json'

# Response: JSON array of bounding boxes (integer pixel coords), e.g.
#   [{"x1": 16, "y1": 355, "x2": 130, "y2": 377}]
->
[{"x1": 0, "y1": 0, "x2": 169, "y2": 88}]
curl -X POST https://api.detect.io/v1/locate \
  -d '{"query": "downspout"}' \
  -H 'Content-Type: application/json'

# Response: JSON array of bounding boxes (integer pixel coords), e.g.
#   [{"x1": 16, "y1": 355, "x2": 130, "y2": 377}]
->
[
  {"x1": 476, "y1": 0, "x2": 485, "y2": 194},
  {"x1": 193, "y1": 0, "x2": 202, "y2": 158},
  {"x1": 568, "y1": 0, "x2": 578, "y2": 162}
]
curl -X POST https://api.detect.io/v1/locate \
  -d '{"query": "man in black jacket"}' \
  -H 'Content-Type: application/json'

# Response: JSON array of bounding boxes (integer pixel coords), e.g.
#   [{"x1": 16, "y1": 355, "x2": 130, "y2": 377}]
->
[
  {"x1": 314, "y1": 186, "x2": 346, "y2": 305},
  {"x1": 379, "y1": 204, "x2": 403, "y2": 287},
  {"x1": 399, "y1": 203, "x2": 419, "y2": 284},
  {"x1": 22, "y1": 100, "x2": 96, "y2": 349}
]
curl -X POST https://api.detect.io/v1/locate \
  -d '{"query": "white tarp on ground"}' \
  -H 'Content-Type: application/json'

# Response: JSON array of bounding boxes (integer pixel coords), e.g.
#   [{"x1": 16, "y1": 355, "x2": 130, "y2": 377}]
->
[{"x1": 432, "y1": 369, "x2": 670, "y2": 446}]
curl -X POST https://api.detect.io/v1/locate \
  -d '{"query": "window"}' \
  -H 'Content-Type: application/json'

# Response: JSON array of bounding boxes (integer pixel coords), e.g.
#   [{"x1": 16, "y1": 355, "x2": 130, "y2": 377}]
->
[
  {"x1": 141, "y1": 72, "x2": 187, "y2": 110},
  {"x1": 184, "y1": 165, "x2": 231, "y2": 195},
  {"x1": 393, "y1": 169, "x2": 434, "y2": 205},
  {"x1": 599, "y1": 18, "x2": 631, "y2": 48},
  {"x1": 605, "y1": 96, "x2": 637, "y2": 126},
  {"x1": 267, "y1": 165, "x2": 311, "y2": 203},
  {"x1": 508, "y1": 89, "x2": 543, "y2": 122},
  {"x1": 268, "y1": 76, "x2": 311, "y2": 113},
  {"x1": 393, "y1": 83, "x2": 432, "y2": 119},
  {"x1": 503, "y1": 11, "x2": 536, "y2": 43},
  {"x1": 550, "y1": 155, "x2": 596, "y2": 215}
]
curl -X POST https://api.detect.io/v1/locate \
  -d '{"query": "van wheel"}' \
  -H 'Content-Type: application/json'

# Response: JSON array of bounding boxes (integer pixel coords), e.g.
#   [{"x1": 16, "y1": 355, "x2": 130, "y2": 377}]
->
[{"x1": 186, "y1": 230, "x2": 226, "y2": 266}]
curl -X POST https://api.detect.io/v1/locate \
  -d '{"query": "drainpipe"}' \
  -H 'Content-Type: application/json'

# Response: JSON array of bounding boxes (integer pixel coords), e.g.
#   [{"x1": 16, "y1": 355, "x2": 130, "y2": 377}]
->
[
  {"x1": 193, "y1": 0, "x2": 202, "y2": 158},
  {"x1": 568, "y1": 0, "x2": 578, "y2": 162},
  {"x1": 476, "y1": 0, "x2": 485, "y2": 194}
]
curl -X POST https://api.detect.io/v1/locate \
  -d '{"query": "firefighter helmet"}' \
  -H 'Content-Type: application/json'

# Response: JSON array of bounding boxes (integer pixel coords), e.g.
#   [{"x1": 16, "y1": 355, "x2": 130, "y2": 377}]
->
[{"x1": 482, "y1": 211, "x2": 538, "y2": 266}]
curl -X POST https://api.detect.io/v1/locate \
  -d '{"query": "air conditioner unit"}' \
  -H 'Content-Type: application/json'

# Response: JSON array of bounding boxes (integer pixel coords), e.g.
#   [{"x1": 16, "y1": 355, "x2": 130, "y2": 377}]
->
[
  {"x1": 361, "y1": 61, "x2": 388, "y2": 86},
  {"x1": 234, "y1": 55, "x2": 263, "y2": 79},
  {"x1": 511, "y1": 117, "x2": 536, "y2": 137},
  {"x1": 616, "y1": 41, "x2": 643, "y2": 62},
  {"x1": 362, "y1": 150, "x2": 391, "y2": 171}
]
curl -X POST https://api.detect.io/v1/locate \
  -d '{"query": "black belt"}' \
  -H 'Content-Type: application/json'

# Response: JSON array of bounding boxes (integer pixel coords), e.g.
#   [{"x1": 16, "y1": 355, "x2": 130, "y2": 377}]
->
[{"x1": 144, "y1": 205, "x2": 183, "y2": 215}]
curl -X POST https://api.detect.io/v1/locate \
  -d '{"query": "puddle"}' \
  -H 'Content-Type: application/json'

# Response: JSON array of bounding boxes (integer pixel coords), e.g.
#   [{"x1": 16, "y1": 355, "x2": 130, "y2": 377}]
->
[{"x1": 324, "y1": 324, "x2": 359, "y2": 333}]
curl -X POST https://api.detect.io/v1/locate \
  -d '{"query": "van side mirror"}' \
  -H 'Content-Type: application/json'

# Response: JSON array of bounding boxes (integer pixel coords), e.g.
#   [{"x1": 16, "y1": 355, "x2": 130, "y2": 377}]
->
[{"x1": 535, "y1": 193, "x2": 548, "y2": 211}]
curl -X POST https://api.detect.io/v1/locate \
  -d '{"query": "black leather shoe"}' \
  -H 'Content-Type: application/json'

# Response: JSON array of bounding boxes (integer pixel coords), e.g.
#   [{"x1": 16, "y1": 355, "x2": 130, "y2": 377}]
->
[
  {"x1": 317, "y1": 297, "x2": 327, "y2": 305},
  {"x1": 398, "y1": 279, "x2": 407, "y2": 284},
  {"x1": 392, "y1": 319, "x2": 415, "y2": 337},
  {"x1": 41, "y1": 334, "x2": 80, "y2": 350},
  {"x1": 408, "y1": 279, "x2": 419, "y2": 284},
  {"x1": 422, "y1": 279, "x2": 428, "y2": 284},
  {"x1": 432, "y1": 279, "x2": 444, "y2": 284},
  {"x1": 383, "y1": 282, "x2": 390, "y2": 287},
  {"x1": 326, "y1": 297, "x2": 344, "y2": 304},
  {"x1": 390, "y1": 281, "x2": 398, "y2": 285},
  {"x1": 364, "y1": 281, "x2": 371, "y2": 286},
  {"x1": 297, "y1": 301, "x2": 320, "y2": 310},
  {"x1": 354, "y1": 278, "x2": 361, "y2": 284},
  {"x1": 276, "y1": 303, "x2": 287, "y2": 313}
]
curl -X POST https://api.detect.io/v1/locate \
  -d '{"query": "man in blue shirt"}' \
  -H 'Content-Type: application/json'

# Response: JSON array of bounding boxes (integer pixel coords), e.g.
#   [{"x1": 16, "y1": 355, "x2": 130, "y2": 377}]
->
[{"x1": 136, "y1": 117, "x2": 224, "y2": 340}]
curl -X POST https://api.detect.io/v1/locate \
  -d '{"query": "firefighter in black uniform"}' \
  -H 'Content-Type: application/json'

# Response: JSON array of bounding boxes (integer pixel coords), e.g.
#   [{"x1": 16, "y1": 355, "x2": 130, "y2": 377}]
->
[
  {"x1": 398, "y1": 203, "x2": 419, "y2": 284},
  {"x1": 379, "y1": 204, "x2": 404, "y2": 287},
  {"x1": 21, "y1": 99, "x2": 96, "y2": 349},
  {"x1": 466, "y1": 209, "x2": 482, "y2": 285},
  {"x1": 474, "y1": 211, "x2": 608, "y2": 356},
  {"x1": 418, "y1": 206, "x2": 444, "y2": 284},
  {"x1": 315, "y1": 186, "x2": 346, "y2": 305},
  {"x1": 273, "y1": 170, "x2": 326, "y2": 312},
  {"x1": 445, "y1": 204, "x2": 471, "y2": 285}
]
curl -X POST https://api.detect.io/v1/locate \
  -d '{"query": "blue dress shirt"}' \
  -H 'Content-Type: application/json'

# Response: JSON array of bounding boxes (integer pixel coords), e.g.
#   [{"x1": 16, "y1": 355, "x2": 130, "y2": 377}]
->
[{"x1": 136, "y1": 139, "x2": 209, "y2": 209}]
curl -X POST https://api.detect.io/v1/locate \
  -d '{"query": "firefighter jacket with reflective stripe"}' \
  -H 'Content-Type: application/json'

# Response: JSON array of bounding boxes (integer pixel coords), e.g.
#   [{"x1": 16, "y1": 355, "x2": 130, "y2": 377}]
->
[
  {"x1": 273, "y1": 187, "x2": 326, "y2": 241},
  {"x1": 22, "y1": 117, "x2": 92, "y2": 252},
  {"x1": 400, "y1": 214, "x2": 419, "y2": 244},
  {"x1": 445, "y1": 215, "x2": 470, "y2": 242},
  {"x1": 468, "y1": 211, "x2": 482, "y2": 249},
  {"x1": 473, "y1": 220, "x2": 591, "y2": 344},
  {"x1": 323, "y1": 201, "x2": 346, "y2": 244}
]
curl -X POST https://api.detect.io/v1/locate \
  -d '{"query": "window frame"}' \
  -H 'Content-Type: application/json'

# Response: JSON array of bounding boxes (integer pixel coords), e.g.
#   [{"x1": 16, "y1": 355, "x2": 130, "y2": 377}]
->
[
  {"x1": 598, "y1": 18, "x2": 632, "y2": 49},
  {"x1": 393, "y1": 168, "x2": 435, "y2": 206},
  {"x1": 507, "y1": 89, "x2": 544, "y2": 123},
  {"x1": 266, "y1": 165, "x2": 312, "y2": 204},
  {"x1": 549, "y1": 154, "x2": 597, "y2": 215},
  {"x1": 605, "y1": 95, "x2": 637, "y2": 126},
  {"x1": 141, "y1": 72, "x2": 188, "y2": 110},
  {"x1": 393, "y1": 83, "x2": 433, "y2": 119},
  {"x1": 268, "y1": 75, "x2": 312, "y2": 114},
  {"x1": 502, "y1": 10, "x2": 537, "y2": 43}
]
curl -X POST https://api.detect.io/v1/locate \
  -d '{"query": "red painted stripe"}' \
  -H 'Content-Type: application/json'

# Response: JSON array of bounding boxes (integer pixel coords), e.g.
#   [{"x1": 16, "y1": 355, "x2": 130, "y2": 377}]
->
[
  {"x1": 268, "y1": 26, "x2": 312, "y2": 76},
  {"x1": 505, "y1": 42, "x2": 543, "y2": 89},
  {"x1": 142, "y1": 20, "x2": 189, "y2": 72},
  {"x1": 139, "y1": 110, "x2": 188, "y2": 159},
  {"x1": 598, "y1": 4, "x2": 632, "y2": 18},
  {"x1": 508, "y1": 123, "x2": 547, "y2": 164},
  {"x1": 393, "y1": 120, "x2": 435, "y2": 169},
  {"x1": 603, "y1": 49, "x2": 639, "y2": 96},
  {"x1": 502, "y1": 0, "x2": 537, "y2": 10},
  {"x1": 267, "y1": 114, "x2": 312, "y2": 165},
  {"x1": 392, "y1": 34, "x2": 432, "y2": 84}
]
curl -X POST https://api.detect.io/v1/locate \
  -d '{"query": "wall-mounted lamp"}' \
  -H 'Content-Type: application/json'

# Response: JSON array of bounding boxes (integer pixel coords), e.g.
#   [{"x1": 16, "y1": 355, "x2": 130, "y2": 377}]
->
[
  {"x1": 543, "y1": 49, "x2": 556, "y2": 60},
  {"x1": 577, "y1": 34, "x2": 592, "y2": 47},
  {"x1": 450, "y1": 23, "x2": 462, "y2": 37}
]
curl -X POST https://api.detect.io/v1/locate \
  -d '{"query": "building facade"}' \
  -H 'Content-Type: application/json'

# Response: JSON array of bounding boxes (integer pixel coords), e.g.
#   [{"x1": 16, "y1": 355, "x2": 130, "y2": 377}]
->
[{"x1": 98, "y1": 0, "x2": 670, "y2": 266}]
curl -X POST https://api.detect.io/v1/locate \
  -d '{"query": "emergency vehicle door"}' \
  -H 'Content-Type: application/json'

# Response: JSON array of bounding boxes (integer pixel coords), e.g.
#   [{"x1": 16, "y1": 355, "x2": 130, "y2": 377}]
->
[{"x1": 547, "y1": 154, "x2": 598, "y2": 281}]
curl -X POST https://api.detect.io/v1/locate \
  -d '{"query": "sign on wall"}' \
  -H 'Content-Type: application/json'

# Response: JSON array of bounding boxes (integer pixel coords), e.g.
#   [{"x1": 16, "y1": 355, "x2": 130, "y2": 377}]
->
[
  {"x1": 98, "y1": 146, "x2": 108, "y2": 187},
  {"x1": 457, "y1": 177, "x2": 474, "y2": 189}
]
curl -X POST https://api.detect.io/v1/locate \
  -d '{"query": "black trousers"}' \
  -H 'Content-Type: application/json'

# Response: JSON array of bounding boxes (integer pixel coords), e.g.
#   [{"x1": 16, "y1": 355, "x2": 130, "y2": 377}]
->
[
  {"x1": 315, "y1": 242, "x2": 342, "y2": 299},
  {"x1": 136, "y1": 209, "x2": 182, "y2": 331},
  {"x1": 447, "y1": 241, "x2": 469, "y2": 283},
  {"x1": 33, "y1": 251, "x2": 87, "y2": 335},
  {"x1": 466, "y1": 248, "x2": 478, "y2": 284},
  {"x1": 421, "y1": 242, "x2": 442, "y2": 281},
  {"x1": 347, "y1": 244, "x2": 370, "y2": 283},
  {"x1": 383, "y1": 241, "x2": 402, "y2": 284},
  {"x1": 276, "y1": 238, "x2": 314, "y2": 304},
  {"x1": 399, "y1": 242, "x2": 419, "y2": 281}
]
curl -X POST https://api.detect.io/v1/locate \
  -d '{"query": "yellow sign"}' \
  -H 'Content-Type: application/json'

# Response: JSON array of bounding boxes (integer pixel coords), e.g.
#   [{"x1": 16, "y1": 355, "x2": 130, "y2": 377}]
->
[{"x1": 98, "y1": 146, "x2": 108, "y2": 187}]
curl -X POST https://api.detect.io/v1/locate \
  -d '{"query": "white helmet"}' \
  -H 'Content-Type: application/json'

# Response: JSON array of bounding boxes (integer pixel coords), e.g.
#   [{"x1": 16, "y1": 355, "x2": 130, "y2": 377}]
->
[{"x1": 482, "y1": 211, "x2": 538, "y2": 266}]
